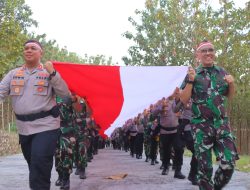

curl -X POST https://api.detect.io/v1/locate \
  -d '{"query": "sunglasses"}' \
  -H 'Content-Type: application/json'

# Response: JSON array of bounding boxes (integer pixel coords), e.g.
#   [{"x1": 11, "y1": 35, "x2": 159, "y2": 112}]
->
[{"x1": 200, "y1": 48, "x2": 215, "y2": 54}]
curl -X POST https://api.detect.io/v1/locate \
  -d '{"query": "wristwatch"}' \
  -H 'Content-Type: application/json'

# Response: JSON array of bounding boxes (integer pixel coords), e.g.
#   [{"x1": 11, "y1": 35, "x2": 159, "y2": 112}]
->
[
  {"x1": 48, "y1": 70, "x2": 56, "y2": 80},
  {"x1": 187, "y1": 80, "x2": 195, "y2": 84}
]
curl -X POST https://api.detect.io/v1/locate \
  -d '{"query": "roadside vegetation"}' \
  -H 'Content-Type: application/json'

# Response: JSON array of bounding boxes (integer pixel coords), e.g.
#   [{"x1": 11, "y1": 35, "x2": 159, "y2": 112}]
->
[
  {"x1": 0, "y1": 130, "x2": 20, "y2": 156},
  {"x1": 184, "y1": 150, "x2": 250, "y2": 172}
]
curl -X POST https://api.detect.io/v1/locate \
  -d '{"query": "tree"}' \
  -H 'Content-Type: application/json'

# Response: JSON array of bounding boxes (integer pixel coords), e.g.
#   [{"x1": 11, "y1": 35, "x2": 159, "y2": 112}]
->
[
  {"x1": 123, "y1": 0, "x2": 249, "y2": 69},
  {"x1": 123, "y1": 0, "x2": 250, "y2": 154},
  {"x1": 0, "y1": 0, "x2": 37, "y2": 78}
]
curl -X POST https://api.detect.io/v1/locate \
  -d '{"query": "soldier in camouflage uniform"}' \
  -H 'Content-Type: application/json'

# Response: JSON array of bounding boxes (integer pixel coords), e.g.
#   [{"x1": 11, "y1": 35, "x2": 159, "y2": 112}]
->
[
  {"x1": 180, "y1": 40, "x2": 239, "y2": 190},
  {"x1": 143, "y1": 108, "x2": 152, "y2": 162},
  {"x1": 87, "y1": 118, "x2": 95, "y2": 162},
  {"x1": 135, "y1": 113, "x2": 144, "y2": 159},
  {"x1": 93, "y1": 126, "x2": 101, "y2": 154},
  {"x1": 74, "y1": 98, "x2": 89, "y2": 179},
  {"x1": 55, "y1": 95, "x2": 77, "y2": 190}
]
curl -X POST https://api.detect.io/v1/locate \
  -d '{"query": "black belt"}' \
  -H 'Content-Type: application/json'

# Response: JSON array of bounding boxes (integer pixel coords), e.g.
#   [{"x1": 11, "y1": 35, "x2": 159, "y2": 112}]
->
[
  {"x1": 15, "y1": 106, "x2": 60, "y2": 122},
  {"x1": 160, "y1": 126, "x2": 177, "y2": 131},
  {"x1": 130, "y1": 131, "x2": 137, "y2": 133}
]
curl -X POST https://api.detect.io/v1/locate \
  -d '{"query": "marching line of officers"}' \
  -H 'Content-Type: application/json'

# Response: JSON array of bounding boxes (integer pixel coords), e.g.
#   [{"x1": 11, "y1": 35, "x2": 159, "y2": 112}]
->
[
  {"x1": 110, "y1": 87, "x2": 198, "y2": 185},
  {"x1": 55, "y1": 93, "x2": 105, "y2": 190},
  {"x1": 0, "y1": 39, "x2": 237, "y2": 190},
  {"x1": 110, "y1": 40, "x2": 239, "y2": 190}
]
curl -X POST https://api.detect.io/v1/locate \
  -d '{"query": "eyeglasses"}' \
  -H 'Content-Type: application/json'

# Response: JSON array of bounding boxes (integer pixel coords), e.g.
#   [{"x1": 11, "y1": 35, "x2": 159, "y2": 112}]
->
[{"x1": 200, "y1": 48, "x2": 215, "y2": 54}]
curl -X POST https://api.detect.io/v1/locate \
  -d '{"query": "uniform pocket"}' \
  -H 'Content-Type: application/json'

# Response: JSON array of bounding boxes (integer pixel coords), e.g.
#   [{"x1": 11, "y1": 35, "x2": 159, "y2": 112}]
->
[
  {"x1": 10, "y1": 80, "x2": 25, "y2": 96},
  {"x1": 33, "y1": 80, "x2": 49, "y2": 96}
]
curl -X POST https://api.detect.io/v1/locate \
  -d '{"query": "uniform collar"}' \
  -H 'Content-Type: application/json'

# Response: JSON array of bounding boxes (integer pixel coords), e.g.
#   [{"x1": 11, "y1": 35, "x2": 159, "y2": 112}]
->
[
  {"x1": 196, "y1": 64, "x2": 220, "y2": 74},
  {"x1": 22, "y1": 63, "x2": 44, "y2": 74},
  {"x1": 22, "y1": 63, "x2": 44, "y2": 70}
]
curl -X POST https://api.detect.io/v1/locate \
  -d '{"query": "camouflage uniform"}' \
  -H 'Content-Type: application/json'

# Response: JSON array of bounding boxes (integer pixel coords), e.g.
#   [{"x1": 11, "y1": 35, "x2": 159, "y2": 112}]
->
[
  {"x1": 87, "y1": 120, "x2": 95, "y2": 162},
  {"x1": 55, "y1": 96, "x2": 76, "y2": 188},
  {"x1": 143, "y1": 115, "x2": 152, "y2": 162},
  {"x1": 182, "y1": 65, "x2": 239, "y2": 190},
  {"x1": 74, "y1": 101, "x2": 88, "y2": 179},
  {"x1": 149, "y1": 115, "x2": 160, "y2": 165}
]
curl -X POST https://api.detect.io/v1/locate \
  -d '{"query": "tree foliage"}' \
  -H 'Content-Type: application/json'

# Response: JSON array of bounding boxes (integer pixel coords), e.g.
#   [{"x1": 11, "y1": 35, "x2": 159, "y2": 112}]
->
[
  {"x1": 0, "y1": 0, "x2": 37, "y2": 77},
  {"x1": 123, "y1": 0, "x2": 250, "y2": 147},
  {"x1": 123, "y1": 0, "x2": 249, "y2": 73}
]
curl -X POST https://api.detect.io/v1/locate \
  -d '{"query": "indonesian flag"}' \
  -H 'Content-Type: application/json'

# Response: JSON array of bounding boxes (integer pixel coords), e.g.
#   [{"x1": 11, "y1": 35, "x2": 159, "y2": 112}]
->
[{"x1": 53, "y1": 62, "x2": 188, "y2": 137}]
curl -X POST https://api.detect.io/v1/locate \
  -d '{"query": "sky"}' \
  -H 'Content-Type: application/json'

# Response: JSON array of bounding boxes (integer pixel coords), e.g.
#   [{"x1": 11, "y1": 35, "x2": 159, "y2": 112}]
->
[
  {"x1": 25, "y1": 0, "x2": 145, "y2": 64},
  {"x1": 25, "y1": 0, "x2": 248, "y2": 65}
]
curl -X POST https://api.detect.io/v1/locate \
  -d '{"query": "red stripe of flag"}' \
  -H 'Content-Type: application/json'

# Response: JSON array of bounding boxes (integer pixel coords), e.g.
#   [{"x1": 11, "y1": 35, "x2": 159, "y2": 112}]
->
[{"x1": 53, "y1": 62, "x2": 124, "y2": 137}]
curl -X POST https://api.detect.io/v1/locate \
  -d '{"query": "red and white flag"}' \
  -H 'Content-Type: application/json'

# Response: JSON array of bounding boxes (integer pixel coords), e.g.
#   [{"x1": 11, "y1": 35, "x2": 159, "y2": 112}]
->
[{"x1": 53, "y1": 62, "x2": 188, "y2": 137}]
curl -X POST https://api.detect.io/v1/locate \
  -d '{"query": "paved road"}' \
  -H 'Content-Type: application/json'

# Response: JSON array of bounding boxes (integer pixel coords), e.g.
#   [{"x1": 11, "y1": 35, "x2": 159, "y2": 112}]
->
[{"x1": 0, "y1": 148, "x2": 249, "y2": 190}]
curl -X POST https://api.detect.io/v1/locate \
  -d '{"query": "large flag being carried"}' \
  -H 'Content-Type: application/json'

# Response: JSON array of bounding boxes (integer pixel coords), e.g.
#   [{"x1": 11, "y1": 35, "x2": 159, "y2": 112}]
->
[{"x1": 53, "y1": 62, "x2": 188, "y2": 137}]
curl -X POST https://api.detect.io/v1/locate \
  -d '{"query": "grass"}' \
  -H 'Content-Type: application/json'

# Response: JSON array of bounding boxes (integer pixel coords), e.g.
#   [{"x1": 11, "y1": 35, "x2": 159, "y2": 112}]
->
[
  {"x1": 0, "y1": 129, "x2": 21, "y2": 156},
  {"x1": 184, "y1": 149, "x2": 250, "y2": 173},
  {"x1": 235, "y1": 155, "x2": 250, "y2": 172}
]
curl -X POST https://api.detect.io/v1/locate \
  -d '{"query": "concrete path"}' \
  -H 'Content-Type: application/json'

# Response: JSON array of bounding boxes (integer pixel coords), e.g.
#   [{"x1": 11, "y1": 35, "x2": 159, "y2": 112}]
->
[{"x1": 0, "y1": 148, "x2": 249, "y2": 190}]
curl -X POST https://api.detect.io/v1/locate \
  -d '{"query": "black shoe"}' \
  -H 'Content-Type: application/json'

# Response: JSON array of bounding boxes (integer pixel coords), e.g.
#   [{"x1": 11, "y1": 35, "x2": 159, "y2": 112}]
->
[
  {"x1": 172, "y1": 165, "x2": 176, "y2": 170},
  {"x1": 151, "y1": 160, "x2": 155, "y2": 165},
  {"x1": 79, "y1": 168, "x2": 87, "y2": 179},
  {"x1": 60, "y1": 179, "x2": 70, "y2": 190},
  {"x1": 174, "y1": 171, "x2": 186, "y2": 179},
  {"x1": 136, "y1": 155, "x2": 140, "y2": 159},
  {"x1": 145, "y1": 157, "x2": 149, "y2": 162},
  {"x1": 155, "y1": 160, "x2": 159, "y2": 164},
  {"x1": 161, "y1": 167, "x2": 169, "y2": 175},
  {"x1": 55, "y1": 177, "x2": 63, "y2": 186}
]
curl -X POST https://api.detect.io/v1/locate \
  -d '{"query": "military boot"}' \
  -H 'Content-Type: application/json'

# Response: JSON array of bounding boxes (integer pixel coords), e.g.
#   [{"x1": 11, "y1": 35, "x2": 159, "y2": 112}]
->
[
  {"x1": 188, "y1": 164, "x2": 198, "y2": 185},
  {"x1": 75, "y1": 167, "x2": 80, "y2": 175},
  {"x1": 214, "y1": 185, "x2": 222, "y2": 190},
  {"x1": 60, "y1": 179, "x2": 70, "y2": 190},
  {"x1": 151, "y1": 159, "x2": 155, "y2": 165},
  {"x1": 79, "y1": 167, "x2": 87, "y2": 179},
  {"x1": 188, "y1": 171, "x2": 198, "y2": 185},
  {"x1": 174, "y1": 166, "x2": 186, "y2": 179},
  {"x1": 161, "y1": 166, "x2": 169, "y2": 175},
  {"x1": 145, "y1": 156, "x2": 149, "y2": 162},
  {"x1": 55, "y1": 173, "x2": 63, "y2": 186}
]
